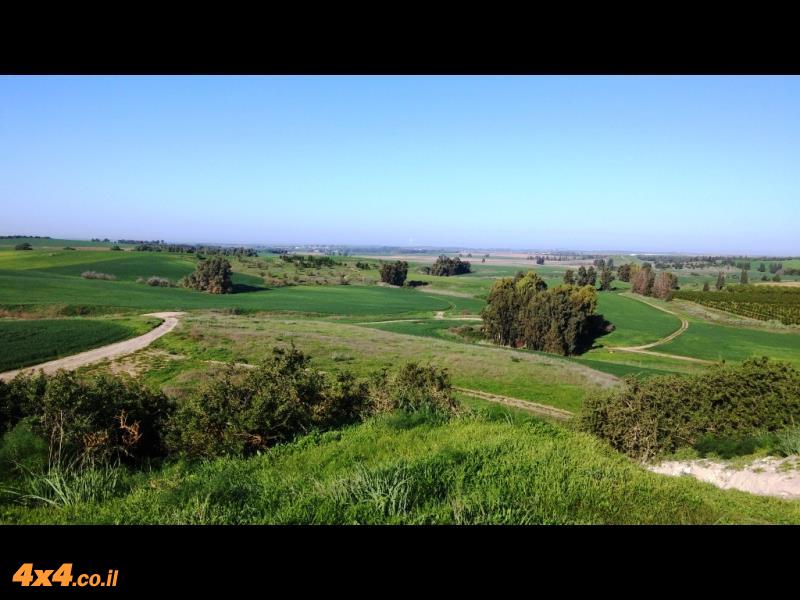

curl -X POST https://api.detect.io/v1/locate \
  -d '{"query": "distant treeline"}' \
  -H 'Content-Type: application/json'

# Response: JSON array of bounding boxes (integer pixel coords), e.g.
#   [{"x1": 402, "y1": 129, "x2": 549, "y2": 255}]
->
[
  {"x1": 279, "y1": 254, "x2": 337, "y2": 268},
  {"x1": 0, "y1": 235, "x2": 52, "y2": 239},
  {"x1": 636, "y1": 255, "x2": 798, "y2": 270},
  {"x1": 134, "y1": 243, "x2": 258, "y2": 257}
]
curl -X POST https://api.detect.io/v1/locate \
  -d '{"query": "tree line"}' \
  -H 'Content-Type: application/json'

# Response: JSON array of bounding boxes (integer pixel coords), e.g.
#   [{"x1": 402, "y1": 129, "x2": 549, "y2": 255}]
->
[{"x1": 135, "y1": 243, "x2": 258, "y2": 257}]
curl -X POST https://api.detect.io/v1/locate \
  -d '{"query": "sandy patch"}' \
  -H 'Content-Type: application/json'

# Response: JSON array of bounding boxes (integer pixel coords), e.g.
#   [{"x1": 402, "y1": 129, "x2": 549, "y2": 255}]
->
[{"x1": 650, "y1": 457, "x2": 800, "y2": 499}]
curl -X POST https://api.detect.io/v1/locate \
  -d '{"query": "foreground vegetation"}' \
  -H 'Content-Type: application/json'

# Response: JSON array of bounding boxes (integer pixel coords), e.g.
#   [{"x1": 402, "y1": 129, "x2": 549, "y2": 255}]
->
[
  {"x1": 5, "y1": 409, "x2": 800, "y2": 524},
  {"x1": 581, "y1": 358, "x2": 800, "y2": 461}
]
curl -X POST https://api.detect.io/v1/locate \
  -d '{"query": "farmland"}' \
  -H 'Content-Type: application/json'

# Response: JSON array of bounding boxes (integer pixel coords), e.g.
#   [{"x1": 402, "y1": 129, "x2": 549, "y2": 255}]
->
[
  {"x1": 675, "y1": 285, "x2": 800, "y2": 325},
  {"x1": 0, "y1": 316, "x2": 158, "y2": 372}
]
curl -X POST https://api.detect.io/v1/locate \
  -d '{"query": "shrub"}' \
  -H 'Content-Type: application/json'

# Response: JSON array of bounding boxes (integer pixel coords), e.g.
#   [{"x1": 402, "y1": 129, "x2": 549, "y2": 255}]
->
[
  {"x1": 14, "y1": 243, "x2": 32, "y2": 251},
  {"x1": 404, "y1": 280, "x2": 428, "y2": 288},
  {"x1": 1, "y1": 371, "x2": 174, "y2": 464},
  {"x1": 81, "y1": 271, "x2": 116, "y2": 280},
  {"x1": 0, "y1": 421, "x2": 48, "y2": 481},
  {"x1": 579, "y1": 358, "x2": 800, "y2": 461},
  {"x1": 167, "y1": 346, "x2": 372, "y2": 459},
  {"x1": 146, "y1": 276, "x2": 172, "y2": 287},
  {"x1": 369, "y1": 363, "x2": 460, "y2": 417}
]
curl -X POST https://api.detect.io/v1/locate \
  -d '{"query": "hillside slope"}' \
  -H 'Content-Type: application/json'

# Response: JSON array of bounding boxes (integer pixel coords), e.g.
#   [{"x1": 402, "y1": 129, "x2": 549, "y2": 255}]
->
[{"x1": 6, "y1": 413, "x2": 800, "y2": 524}]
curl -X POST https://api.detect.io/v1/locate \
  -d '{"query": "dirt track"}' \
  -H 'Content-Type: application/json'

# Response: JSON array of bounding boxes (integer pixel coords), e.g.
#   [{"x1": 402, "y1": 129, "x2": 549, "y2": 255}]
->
[
  {"x1": 454, "y1": 387, "x2": 573, "y2": 420},
  {"x1": 0, "y1": 312, "x2": 184, "y2": 381},
  {"x1": 611, "y1": 295, "x2": 712, "y2": 364}
]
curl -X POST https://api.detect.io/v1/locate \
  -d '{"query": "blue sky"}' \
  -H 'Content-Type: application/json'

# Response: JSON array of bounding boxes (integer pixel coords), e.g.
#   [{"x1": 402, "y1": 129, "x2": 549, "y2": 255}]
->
[{"x1": 1, "y1": 75, "x2": 798, "y2": 254}]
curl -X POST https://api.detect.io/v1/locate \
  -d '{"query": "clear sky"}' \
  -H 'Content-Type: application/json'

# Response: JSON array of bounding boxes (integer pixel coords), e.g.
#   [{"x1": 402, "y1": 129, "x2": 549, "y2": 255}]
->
[{"x1": 1, "y1": 75, "x2": 798, "y2": 254}]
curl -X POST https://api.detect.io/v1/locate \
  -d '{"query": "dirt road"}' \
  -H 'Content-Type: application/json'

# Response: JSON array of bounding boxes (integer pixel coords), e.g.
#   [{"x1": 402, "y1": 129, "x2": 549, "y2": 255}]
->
[
  {"x1": 454, "y1": 387, "x2": 574, "y2": 420},
  {"x1": 0, "y1": 312, "x2": 184, "y2": 381},
  {"x1": 611, "y1": 295, "x2": 713, "y2": 364}
]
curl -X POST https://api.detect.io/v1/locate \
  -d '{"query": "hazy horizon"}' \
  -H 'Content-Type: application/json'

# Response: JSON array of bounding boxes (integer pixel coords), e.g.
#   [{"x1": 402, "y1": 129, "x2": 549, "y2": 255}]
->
[{"x1": 3, "y1": 76, "x2": 799, "y2": 254}]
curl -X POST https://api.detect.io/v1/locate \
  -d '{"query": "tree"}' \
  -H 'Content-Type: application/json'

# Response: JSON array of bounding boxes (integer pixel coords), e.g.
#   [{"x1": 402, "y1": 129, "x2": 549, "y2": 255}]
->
[
  {"x1": 715, "y1": 272, "x2": 725, "y2": 291},
  {"x1": 599, "y1": 267, "x2": 615, "y2": 291},
  {"x1": 430, "y1": 255, "x2": 471, "y2": 276},
  {"x1": 758, "y1": 263, "x2": 766, "y2": 272},
  {"x1": 379, "y1": 261, "x2": 408, "y2": 286},
  {"x1": 740, "y1": 269, "x2": 749, "y2": 284},
  {"x1": 587, "y1": 266, "x2": 597, "y2": 287},
  {"x1": 563, "y1": 269, "x2": 575, "y2": 285},
  {"x1": 182, "y1": 256, "x2": 234, "y2": 294},
  {"x1": 617, "y1": 263, "x2": 632, "y2": 282},
  {"x1": 481, "y1": 274, "x2": 604, "y2": 356},
  {"x1": 576, "y1": 266, "x2": 588, "y2": 286},
  {"x1": 652, "y1": 272, "x2": 678, "y2": 300},
  {"x1": 631, "y1": 266, "x2": 655, "y2": 296},
  {"x1": 702, "y1": 282, "x2": 710, "y2": 291}
]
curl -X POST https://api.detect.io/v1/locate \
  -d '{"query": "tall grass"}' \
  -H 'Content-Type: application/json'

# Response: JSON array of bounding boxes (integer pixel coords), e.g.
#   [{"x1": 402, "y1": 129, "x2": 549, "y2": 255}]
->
[{"x1": 4, "y1": 458, "x2": 127, "y2": 508}]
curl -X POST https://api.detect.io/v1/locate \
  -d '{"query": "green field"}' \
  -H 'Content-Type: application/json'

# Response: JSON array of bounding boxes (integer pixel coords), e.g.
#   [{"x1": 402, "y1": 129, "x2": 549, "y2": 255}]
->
[
  {"x1": 0, "y1": 317, "x2": 158, "y2": 372},
  {"x1": 7, "y1": 412, "x2": 800, "y2": 525},
  {"x1": 0, "y1": 269, "x2": 457, "y2": 316},
  {"x1": 658, "y1": 321, "x2": 800, "y2": 367},
  {"x1": 0, "y1": 250, "x2": 479, "y2": 316},
  {"x1": 0, "y1": 237, "x2": 125, "y2": 250},
  {"x1": 594, "y1": 293, "x2": 681, "y2": 347}
]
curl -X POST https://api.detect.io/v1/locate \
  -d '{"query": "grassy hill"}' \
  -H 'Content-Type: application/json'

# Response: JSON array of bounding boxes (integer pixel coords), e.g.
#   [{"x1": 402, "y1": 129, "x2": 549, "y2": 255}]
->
[{"x1": 6, "y1": 411, "x2": 800, "y2": 524}]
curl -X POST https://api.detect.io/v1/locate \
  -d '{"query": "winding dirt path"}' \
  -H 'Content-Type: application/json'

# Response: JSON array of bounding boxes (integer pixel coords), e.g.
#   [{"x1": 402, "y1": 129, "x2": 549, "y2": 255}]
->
[
  {"x1": 610, "y1": 295, "x2": 713, "y2": 364},
  {"x1": 0, "y1": 312, "x2": 185, "y2": 381}
]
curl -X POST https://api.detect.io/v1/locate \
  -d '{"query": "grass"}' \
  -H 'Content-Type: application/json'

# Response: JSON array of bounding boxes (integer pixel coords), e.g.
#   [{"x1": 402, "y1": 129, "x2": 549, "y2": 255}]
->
[
  {"x1": 0, "y1": 269, "x2": 454, "y2": 315},
  {"x1": 127, "y1": 313, "x2": 613, "y2": 412},
  {"x1": 6, "y1": 412, "x2": 800, "y2": 524},
  {"x1": 361, "y1": 319, "x2": 480, "y2": 342},
  {"x1": 0, "y1": 250, "x2": 464, "y2": 316},
  {"x1": 0, "y1": 317, "x2": 159, "y2": 372}
]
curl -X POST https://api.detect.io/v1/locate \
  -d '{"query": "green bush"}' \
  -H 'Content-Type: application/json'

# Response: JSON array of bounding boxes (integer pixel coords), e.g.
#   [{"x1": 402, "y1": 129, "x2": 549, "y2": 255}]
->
[
  {"x1": 0, "y1": 421, "x2": 48, "y2": 481},
  {"x1": 579, "y1": 358, "x2": 800, "y2": 461},
  {"x1": 370, "y1": 362, "x2": 460, "y2": 417},
  {"x1": 167, "y1": 346, "x2": 372, "y2": 459},
  {"x1": 1, "y1": 371, "x2": 174, "y2": 464}
]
